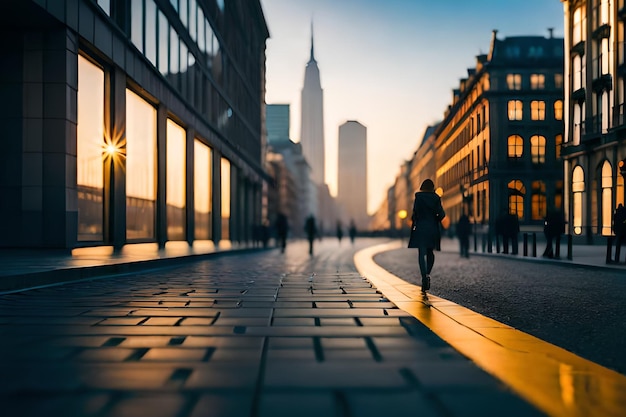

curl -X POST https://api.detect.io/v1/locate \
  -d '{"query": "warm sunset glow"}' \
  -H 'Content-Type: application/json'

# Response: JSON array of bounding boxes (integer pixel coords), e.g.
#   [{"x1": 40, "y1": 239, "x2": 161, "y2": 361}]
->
[
  {"x1": 397, "y1": 209, "x2": 407, "y2": 220},
  {"x1": 435, "y1": 187, "x2": 443, "y2": 197}
]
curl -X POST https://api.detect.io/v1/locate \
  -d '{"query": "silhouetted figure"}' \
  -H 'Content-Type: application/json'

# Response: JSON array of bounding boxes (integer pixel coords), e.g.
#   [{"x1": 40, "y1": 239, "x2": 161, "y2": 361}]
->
[
  {"x1": 457, "y1": 213, "x2": 471, "y2": 258},
  {"x1": 495, "y1": 210, "x2": 507, "y2": 253},
  {"x1": 275, "y1": 212, "x2": 288, "y2": 253},
  {"x1": 505, "y1": 212, "x2": 520, "y2": 255},
  {"x1": 614, "y1": 204, "x2": 626, "y2": 263},
  {"x1": 409, "y1": 179, "x2": 446, "y2": 293},
  {"x1": 260, "y1": 220, "x2": 270, "y2": 248},
  {"x1": 543, "y1": 209, "x2": 565, "y2": 259},
  {"x1": 349, "y1": 220, "x2": 357, "y2": 244},
  {"x1": 305, "y1": 215, "x2": 317, "y2": 255},
  {"x1": 336, "y1": 221, "x2": 343, "y2": 243}
]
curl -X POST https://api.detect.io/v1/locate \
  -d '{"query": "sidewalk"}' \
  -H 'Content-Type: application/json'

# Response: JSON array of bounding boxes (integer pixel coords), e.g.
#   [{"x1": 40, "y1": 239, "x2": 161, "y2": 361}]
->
[{"x1": 0, "y1": 238, "x2": 625, "y2": 417}]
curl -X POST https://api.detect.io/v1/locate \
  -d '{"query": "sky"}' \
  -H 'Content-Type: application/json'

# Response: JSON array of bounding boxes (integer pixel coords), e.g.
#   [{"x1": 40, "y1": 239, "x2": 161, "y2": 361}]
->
[{"x1": 259, "y1": 0, "x2": 565, "y2": 215}]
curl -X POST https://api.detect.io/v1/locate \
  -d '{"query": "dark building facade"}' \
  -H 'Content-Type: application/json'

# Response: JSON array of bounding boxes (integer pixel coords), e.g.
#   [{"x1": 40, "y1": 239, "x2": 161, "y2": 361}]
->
[
  {"x1": 560, "y1": 0, "x2": 626, "y2": 242},
  {"x1": 435, "y1": 31, "x2": 565, "y2": 234},
  {"x1": 0, "y1": 0, "x2": 269, "y2": 249}
]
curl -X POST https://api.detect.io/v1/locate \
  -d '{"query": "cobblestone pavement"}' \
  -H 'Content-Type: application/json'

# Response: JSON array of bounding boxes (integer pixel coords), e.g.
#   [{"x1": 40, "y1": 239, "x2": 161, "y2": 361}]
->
[
  {"x1": 0, "y1": 238, "x2": 544, "y2": 417},
  {"x1": 374, "y1": 238, "x2": 626, "y2": 375}
]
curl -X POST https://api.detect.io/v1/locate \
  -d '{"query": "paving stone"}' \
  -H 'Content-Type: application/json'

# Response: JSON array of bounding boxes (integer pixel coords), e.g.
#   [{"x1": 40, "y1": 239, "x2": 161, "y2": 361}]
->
[
  {"x1": 257, "y1": 391, "x2": 337, "y2": 417},
  {"x1": 189, "y1": 392, "x2": 254, "y2": 417},
  {"x1": 75, "y1": 347, "x2": 136, "y2": 362},
  {"x1": 102, "y1": 394, "x2": 188, "y2": 417},
  {"x1": 141, "y1": 348, "x2": 207, "y2": 361}
]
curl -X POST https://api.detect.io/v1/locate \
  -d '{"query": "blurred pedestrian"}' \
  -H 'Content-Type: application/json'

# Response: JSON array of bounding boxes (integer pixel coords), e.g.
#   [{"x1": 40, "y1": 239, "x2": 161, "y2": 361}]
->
[
  {"x1": 505, "y1": 211, "x2": 520, "y2": 255},
  {"x1": 336, "y1": 221, "x2": 344, "y2": 243},
  {"x1": 495, "y1": 209, "x2": 507, "y2": 253},
  {"x1": 543, "y1": 208, "x2": 565, "y2": 259},
  {"x1": 349, "y1": 220, "x2": 357, "y2": 244},
  {"x1": 614, "y1": 204, "x2": 626, "y2": 263},
  {"x1": 275, "y1": 212, "x2": 288, "y2": 253},
  {"x1": 457, "y1": 212, "x2": 471, "y2": 258},
  {"x1": 305, "y1": 215, "x2": 317, "y2": 256},
  {"x1": 408, "y1": 179, "x2": 446, "y2": 293}
]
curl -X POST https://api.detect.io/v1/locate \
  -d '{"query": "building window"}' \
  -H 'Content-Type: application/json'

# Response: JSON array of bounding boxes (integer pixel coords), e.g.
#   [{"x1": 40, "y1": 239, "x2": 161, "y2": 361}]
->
[
  {"x1": 508, "y1": 180, "x2": 525, "y2": 219},
  {"x1": 97, "y1": 0, "x2": 110, "y2": 15},
  {"x1": 573, "y1": 6, "x2": 586, "y2": 45},
  {"x1": 532, "y1": 181, "x2": 547, "y2": 220},
  {"x1": 601, "y1": 161, "x2": 613, "y2": 235},
  {"x1": 508, "y1": 100, "x2": 523, "y2": 120},
  {"x1": 221, "y1": 158, "x2": 231, "y2": 240},
  {"x1": 555, "y1": 74, "x2": 563, "y2": 89},
  {"x1": 507, "y1": 135, "x2": 523, "y2": 158},
  {"x1": 530, "y1": 74, "x2": 545, "y2": 90},
  {"x1": 125, "y1": 89, "x2": 157, "y2": 240},
  {"x1": 166, "y1": 119, "x2": 186, "y2": 241},
  {"x1": 77, "y1": 55, "x2": 105, "y2": 242},
  {"x1": 194, "y1": 140, "x2": 212, "y2": 240},
  {"x1": 530, "y1": 135, "x2": 546, "y2": 164},
  {"x1": 531, "y1": 101, "x2": 546, "y2": 120},
  {"x1": 507, "y1": 74, "x2": 522, "y2": 90},
  {"x1": 572, "y1": 166, "x2": 585, "y2": 235},
  {"x1": 555, "y1": 134, "x2": 563, "y2": 159},
  {"x1": 554, "y1": 100, "x2": 563, "y2": 121}
]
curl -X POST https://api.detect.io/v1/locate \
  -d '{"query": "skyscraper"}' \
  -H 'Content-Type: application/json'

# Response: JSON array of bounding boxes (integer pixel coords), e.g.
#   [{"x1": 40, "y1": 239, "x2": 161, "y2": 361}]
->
[
  {"x1": 300, "y1": 25, "x2": 325, "y2": 186},
  {"x1": 337, "y1": 121, "x2": 368, "y2": 229}
]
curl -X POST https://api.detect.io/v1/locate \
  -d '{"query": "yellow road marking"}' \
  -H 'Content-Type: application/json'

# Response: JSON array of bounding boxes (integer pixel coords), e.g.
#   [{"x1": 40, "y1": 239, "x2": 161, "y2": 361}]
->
[{"x1": 354, "y1": 241, "x2": 626, "y2": 417}]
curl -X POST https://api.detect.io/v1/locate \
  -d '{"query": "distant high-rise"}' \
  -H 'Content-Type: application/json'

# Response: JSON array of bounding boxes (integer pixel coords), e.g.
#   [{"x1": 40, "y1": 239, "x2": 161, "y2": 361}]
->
[
  {"x1": 337, "y1": 121, "x2": 368, "y2": 229},
  {"x1": 266, "y1": 104, "x2": 290, "y2": 144},
  {"x1": 300, "y1": 25, "x2": 325, "y2": 186}
]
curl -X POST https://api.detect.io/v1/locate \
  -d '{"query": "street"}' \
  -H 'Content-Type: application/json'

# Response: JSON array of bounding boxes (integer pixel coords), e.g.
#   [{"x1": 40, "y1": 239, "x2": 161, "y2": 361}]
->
[
  {"x1": 0, "y1": 237, "x2": 547, "y2": 417},
  {"x1": 374, "y1": 238, "x2": 626, "y2": 375}
]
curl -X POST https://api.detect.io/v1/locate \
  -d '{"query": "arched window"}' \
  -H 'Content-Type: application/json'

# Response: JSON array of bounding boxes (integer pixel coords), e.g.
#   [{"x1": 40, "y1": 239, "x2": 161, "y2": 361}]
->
[
  {"x1": 532, "y1": 181, "x2": 547, "y2": 220},
  {"x1": 507, "y1": 135, "x2": 523, "y2": 158},
  {"x1": 508, "y1": 100, "x2": 523, "y2": 120},
  {"x1": 601, "y1": 161, "x2": 613, "y2": 235},
  {"x1": 572, "y1": 166, "x2": 585, "y2": 235},
  {"x1": 531, "y1": 100, "x2": 546, "y2": 120},
  {"x1": 530, "y1": 135, "x2": 546, "y2": 164},
  {"x1": 554, "y1": 100, "x2": 563, "y2": 121},
  {"x1": 508, "y1": 180, "x2": 526, "y2": 219}
]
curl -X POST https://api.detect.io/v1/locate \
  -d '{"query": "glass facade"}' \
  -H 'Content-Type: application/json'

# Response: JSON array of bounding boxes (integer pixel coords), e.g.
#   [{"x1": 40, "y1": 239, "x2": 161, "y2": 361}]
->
[
  {"x1": 194, "y1": 140, "x2": 212, "y2": 240},
  {"x1": 167, "y1": 119, "x2": 186, "y2": 241},
  {"x1": 77, "y1": 55, "x2": 105, "y2": 242},
  {"x1": 125, "y1": 89, "x2": 157, "y2": 240}
]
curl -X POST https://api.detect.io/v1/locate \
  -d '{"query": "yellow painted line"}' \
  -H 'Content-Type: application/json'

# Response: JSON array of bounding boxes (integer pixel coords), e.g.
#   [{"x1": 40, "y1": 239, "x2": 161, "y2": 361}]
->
[{"x1": 354, "y1": 241, "x2": 626, "y2": 417}]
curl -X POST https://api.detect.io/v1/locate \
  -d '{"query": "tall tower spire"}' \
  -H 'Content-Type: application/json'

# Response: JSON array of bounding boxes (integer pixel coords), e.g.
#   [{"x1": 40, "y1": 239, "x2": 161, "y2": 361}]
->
[
  {"x1": 309, "y1": 21, "x2": 315, "y2": 62},
  {"x1": 300, "y1": 20, "x2": 325, "y2": 187}
]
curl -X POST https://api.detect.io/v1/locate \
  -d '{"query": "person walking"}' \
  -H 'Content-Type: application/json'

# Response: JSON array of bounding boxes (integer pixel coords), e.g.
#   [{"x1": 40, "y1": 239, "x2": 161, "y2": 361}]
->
[
  {"x1": 336, "y1": 221, "x2": 344, "y2": 243},
  {"x1": 457, "y1": 212, "x2": 471, "y2": 258},
  {"x1": 304, "y1": 215, "x2": 317, "y2": 256},
  {"x1": 348, "y1": 220, "x2": 357, "y2": 244},
  {"x1": 614, "y1": 204, "x2": 626, "y2": 263},
  {"x1": 409, "y1": 179, "x2": 446, "y2": 293},
  {"x1": 275, "y1": 212, "x2": 288, "y2": 254},
  {"x1": 542, "y1": 208, "x2": 565, "y2": 259}
]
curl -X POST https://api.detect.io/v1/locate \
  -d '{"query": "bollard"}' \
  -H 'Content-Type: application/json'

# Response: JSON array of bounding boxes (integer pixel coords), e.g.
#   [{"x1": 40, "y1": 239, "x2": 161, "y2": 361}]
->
[
  {"x1": 567, "y1": 234, "x2": 573, "y2": 260},
  {"x1": 532, "y1": 233, "x2": 537, "y2": 257},
  {"x1": 555, "y1": 236, "x2": 561, "y2": 259},
  {"x1": 606, "y1": 236, "x2": 614, "y2": 264},
  {"x1": 474, "y1": 232, "x2": 478, "y2": 252},
  {"x1": 523, "y1": 233, "x2": 528, "y2": 256},
  {"x1": 487, "y1": 233, "x2": 493, "y2": 253}
]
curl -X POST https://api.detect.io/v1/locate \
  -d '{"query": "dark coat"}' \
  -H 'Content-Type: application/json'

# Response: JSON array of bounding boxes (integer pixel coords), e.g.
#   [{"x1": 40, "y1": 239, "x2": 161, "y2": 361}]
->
[{"x1": 410, "y1": 191, "x2": 445, "y2": 249}]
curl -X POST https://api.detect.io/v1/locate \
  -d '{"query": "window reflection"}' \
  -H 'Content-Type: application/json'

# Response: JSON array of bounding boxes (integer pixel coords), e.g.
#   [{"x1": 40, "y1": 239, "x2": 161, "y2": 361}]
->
[
  {"x1": 531, "y1": 100, "x2": 546, "y2": 120},
  {"x1": 507, "y1": 135, "x2": 523, "y2": 158},
  {"x1": 572, "y1": 166, "x2": 585, "y2": 235},
  {"x1": 126, "y1": 89, "x2": 156, "y2": 240},
  {"x1": 530, "y1": 135, "x2": 546, "y2": 164},
  {"x1": 531, "y1": 181, "x2": 546, "y2": 220},
  {"x1": 221, "y1": 158, "x2": 230, "y2": 240},
  {"x1": 194, "y1": 140, "x2": 212, "y2": 239},
  {"x1": 508, "y1": 100, "x2": 523, "y2": 120},
  {"x1": 145, "y1": 0, "x2": 157, "y2": 66},
  {"x1": 167, "y1": 120, "x2": 186, "y2": 240},
  {"x1": 601, "y1": 161, "x2": 612, "y2": 235},
  {"x1": 508, "y1": 180, "x2": 525, "y2": 219},
  {"x1": 77, "y1": 55, "x2": 105, "y2": 242}
]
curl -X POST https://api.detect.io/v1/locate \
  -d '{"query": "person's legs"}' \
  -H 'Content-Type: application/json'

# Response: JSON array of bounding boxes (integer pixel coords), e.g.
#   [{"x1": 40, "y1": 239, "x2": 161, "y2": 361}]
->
[
  {"x1": 426, "y1": 249, "x2": 435, "y2": 274},
  {"x1": 417, "y1": 247, "x2": 428, "y2": 279}
]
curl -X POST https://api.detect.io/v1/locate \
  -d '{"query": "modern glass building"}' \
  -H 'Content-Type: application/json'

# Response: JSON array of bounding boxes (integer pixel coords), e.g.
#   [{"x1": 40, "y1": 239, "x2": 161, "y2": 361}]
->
[{"x1": 0, "y1": 0, "x2": 269, "y2": 249}]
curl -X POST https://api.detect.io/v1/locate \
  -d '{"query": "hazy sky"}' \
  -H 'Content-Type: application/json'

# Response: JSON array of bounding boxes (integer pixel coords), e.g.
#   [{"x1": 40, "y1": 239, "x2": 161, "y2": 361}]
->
[{"x1": 260, "y1": 0, "x2": 565, "y2": 214}]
